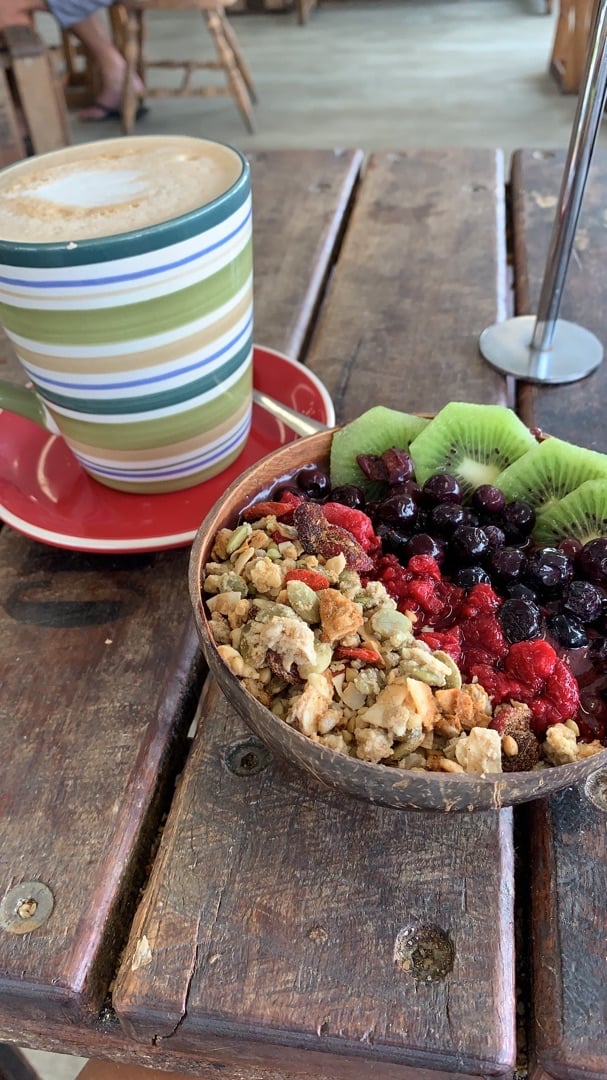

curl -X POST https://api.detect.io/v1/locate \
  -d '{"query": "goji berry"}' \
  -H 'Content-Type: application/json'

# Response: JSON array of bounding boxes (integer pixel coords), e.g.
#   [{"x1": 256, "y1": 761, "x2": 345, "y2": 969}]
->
[
  {"x1": 242, "y1": 500, "x2": 293, "y2": 521},
  {"x1": 285, "y1": 568, "x2": 330, "y2": 590},
  {"x1": 334, "y1": 645, "x2": 385, "y2": 666}
]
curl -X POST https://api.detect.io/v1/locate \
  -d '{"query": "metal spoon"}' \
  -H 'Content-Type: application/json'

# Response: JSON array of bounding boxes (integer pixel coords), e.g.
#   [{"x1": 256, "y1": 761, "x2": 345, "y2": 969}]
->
[{"x1": 253, "y1": 389, "x2": 329, "y2": 436}]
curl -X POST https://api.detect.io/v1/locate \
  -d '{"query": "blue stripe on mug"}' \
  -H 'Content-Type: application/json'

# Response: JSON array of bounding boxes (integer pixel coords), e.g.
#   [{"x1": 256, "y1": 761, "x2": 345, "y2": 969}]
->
[
  {"x1": 0, "y1": 204, "x2": 252, "y2": 291},
  {"x1": 22, "y1": 310, "x2": 253, "y2": 394},
  {"x1": 75, "y1": 408, "x2": 251, "y2": 481},
  {"x1": 32, "y1": 337, "x2": 253, "y2": 416}
]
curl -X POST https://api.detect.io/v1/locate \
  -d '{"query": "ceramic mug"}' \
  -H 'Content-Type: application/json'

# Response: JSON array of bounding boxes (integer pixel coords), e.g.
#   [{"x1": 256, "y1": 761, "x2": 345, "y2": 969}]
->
[{"x1": 0, "y1": 135, "x2": 253, "y2": 493}]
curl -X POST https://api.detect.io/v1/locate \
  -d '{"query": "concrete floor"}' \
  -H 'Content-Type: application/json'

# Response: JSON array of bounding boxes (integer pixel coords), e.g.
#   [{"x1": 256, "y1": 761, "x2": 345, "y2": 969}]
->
[
  {"x1": 36, "y1": 0, "x2": 580, "y2": 159},
  {"x1": 16, "y1": 1, "x2": 578, "y2": 1076}
]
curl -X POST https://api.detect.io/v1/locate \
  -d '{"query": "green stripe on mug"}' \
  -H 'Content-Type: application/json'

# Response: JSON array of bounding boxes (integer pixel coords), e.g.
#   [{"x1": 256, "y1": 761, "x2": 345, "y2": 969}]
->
[{"x1": 0, "y1": 242, "x2": 252, "y2": 347}]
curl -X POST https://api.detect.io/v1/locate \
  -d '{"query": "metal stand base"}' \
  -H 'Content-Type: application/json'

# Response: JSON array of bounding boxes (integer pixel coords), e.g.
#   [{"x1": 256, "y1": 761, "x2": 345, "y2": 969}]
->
[{"x1": 479, "y1": 315, "x2": 603, "y2": 384}]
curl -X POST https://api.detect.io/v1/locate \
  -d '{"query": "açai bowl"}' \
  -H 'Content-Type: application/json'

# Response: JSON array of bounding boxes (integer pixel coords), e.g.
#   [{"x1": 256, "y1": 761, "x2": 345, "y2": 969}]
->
[{"x1": 188, "y1": 402, "x2": 607, "y2": 812}]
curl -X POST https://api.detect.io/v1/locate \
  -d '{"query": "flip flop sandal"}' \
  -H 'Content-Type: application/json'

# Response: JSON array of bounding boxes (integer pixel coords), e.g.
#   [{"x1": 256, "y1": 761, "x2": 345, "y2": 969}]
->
[{"x1": 79, "y1": 102, "x2": 149, "y2": 123}]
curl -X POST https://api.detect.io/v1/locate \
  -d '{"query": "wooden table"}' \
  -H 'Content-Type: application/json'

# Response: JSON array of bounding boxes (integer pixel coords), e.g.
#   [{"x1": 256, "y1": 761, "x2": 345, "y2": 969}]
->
[{"x1": 1, "y1": 147, "x2": 606, "y2": 1080}]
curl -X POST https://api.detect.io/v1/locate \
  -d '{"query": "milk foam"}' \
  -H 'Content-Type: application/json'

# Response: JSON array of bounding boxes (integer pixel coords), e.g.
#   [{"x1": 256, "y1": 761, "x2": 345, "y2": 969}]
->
[{"x1": 0, "y1": 136, "x2": 243, "y2": 244}]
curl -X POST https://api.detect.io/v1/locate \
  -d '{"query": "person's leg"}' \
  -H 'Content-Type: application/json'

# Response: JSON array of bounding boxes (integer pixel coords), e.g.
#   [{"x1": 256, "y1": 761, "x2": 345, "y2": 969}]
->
[{"x1": 69, "y1": 10, "x2": 144, "y2": 119}]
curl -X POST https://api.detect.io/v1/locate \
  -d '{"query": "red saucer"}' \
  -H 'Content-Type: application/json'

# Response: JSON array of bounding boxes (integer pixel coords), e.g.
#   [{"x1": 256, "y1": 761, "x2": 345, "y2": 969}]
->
[{"x1": 0, "y1": 346, "x2": 334, "y2": 553}]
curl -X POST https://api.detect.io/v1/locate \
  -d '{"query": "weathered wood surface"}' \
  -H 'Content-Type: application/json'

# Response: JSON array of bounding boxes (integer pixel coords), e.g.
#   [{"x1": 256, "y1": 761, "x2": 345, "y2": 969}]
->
[
  {"x1": 0, "y1": 539, "x2": 203, "y2": 1022},
  {"x1": 511, "y1": 148, "x2": 607, "y2": 1080},
  {"x1": 113, "y1": 683, "x2": 515, "y2": 1077},
  {"x1": 305, "y1": 148, "x2": 510, "y2": 421},
  {"x1": 0, "y1": 150, "x2": 362, "y2": 1030},
  {"x1": 248, "y1": 148, "x2": 363, "y2": 360},
  {"x1": 526, "y1": 784, "x2": 607, "y2": 1080},
  {"x1": 109, "y1": 149, "x2": 516, "y2": 1078},
  {"x1": 511, "y1": 147, "x2": 607, "y2": 449},
  {"x1": 1, "y1": 25, "x2": 70, "y2": 155},
  {"x1": 0, "y1": 59, "x2": 25, "y2": 168}
]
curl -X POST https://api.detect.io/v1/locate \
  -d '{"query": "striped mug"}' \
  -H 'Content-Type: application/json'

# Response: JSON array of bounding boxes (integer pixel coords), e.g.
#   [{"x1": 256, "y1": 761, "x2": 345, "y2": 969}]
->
[{"x1": 0, "y1": 135, "x2": 252, "y2": 493}]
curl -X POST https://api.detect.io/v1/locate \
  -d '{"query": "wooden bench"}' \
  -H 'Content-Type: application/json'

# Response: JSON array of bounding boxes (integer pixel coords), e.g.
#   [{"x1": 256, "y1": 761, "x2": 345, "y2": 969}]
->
[{"x1": 0, "y1": 24, "x2": 69, "y2": 165}]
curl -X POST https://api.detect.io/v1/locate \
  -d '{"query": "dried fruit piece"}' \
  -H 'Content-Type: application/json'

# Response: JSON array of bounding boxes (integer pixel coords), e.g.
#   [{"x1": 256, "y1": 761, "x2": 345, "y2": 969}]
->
[
  {"x1": 285, "y1": 568, "x2": 330, "y2": 590},
  {"x1": 293, "y1": 502, "x2": 374, "y2": 573},
  {"x1": 242, "y1": 500, "x2": 293, "y2": 521},
  {"x1": 334, "y1": 645, "x2": 385, "y2": 666}
]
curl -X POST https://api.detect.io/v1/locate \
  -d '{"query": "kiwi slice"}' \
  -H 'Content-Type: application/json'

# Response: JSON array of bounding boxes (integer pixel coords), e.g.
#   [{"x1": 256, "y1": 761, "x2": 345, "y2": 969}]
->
[
  {"x1": 495, "y1": 436, "x2": 607, "y2": 514},
  {"x1": 408, "y1": 402, "x2": 537, "y2": 499},
  {"x1": 533, "y1": 479, "x2": 607, "y2": 546},
  {"x1": 330, "y1": 406, "x2": 429, "y2": 493}
]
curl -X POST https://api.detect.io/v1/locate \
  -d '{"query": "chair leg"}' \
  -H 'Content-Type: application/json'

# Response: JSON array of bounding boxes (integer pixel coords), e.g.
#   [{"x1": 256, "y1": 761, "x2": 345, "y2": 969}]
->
[
  {"x1": 205, "y1": 8, "x2": 255, "y2": 133},
  {"x1": 218, "y1": 10, "x2": 257, "y2": 103},
  {"x1": 0, "y1": 1045, "x2": 42, "y2": 1080},
  {"x1": 120, "y1": 7, "x2": 143, "y2": 134}
]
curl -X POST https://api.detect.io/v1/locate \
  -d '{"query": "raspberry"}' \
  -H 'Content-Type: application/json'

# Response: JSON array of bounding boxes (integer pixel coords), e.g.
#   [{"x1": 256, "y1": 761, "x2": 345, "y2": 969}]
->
[
  {"x1": 460, "y1": 583, "x2": 502, "y2": 617},
  {"x1": 421, "y1": 626, "x2": 463, "y2": 664},
  {"x1": 407, "y1": 554, "x2": 443, "y2": 582},
  {"x1": 461, "y1": 613, "x2": 509, "y2": 662},
  {"x1": 322, "y1": 502, "x2": 381, "y2": 553},
  {"x1": 505, "y1": 640, "x2": 557, "y2": 687}
]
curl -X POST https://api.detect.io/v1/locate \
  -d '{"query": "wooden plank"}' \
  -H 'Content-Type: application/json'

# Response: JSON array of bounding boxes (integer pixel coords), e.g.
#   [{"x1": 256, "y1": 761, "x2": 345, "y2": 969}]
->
[
  {"x1": 112, "y1": 150, "x2": 516, "y2": 1078},
  {"x1": 527, "y1": 782, "x2": 607, "y2": 1080},
  {"x1": 0, "y1": 64, "x2": 25, "y2": 168},
  {"x1": 304, "y1": 148, "x2": 510, "y2": 421},
  {"x1": 247, "y1": 148, "x2": 363, "y2": 360},
  {"x1": 4, "y1": 26, "x2": 70, "y2": 155},
  {"x1": 0, "y1": 149, "x2": 364, "y2": 1029},
  {"x1": 114, "y1": 683, "x2": 515, "y2": 1077},
  {"x1": 0, "y1": 534, "x2": 205, "y2": 1021},
  {"x1": 511, "y1": 147, "x2": 607, "y2": 1080},
  {"x1": 510, "y1": 147, "x2": 607, "y2": 447}
]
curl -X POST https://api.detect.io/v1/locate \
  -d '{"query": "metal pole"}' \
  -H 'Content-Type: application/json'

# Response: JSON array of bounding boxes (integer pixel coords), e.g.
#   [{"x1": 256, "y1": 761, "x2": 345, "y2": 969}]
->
[{"x1": 479, "y1": 0, "x2": 607, "y2": 384}]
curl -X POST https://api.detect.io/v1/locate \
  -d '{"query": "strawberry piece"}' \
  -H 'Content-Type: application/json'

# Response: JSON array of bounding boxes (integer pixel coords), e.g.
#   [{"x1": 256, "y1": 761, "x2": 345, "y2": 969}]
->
[{"x1": 322, "y1": 502, "x2": 381, "y2": 553}]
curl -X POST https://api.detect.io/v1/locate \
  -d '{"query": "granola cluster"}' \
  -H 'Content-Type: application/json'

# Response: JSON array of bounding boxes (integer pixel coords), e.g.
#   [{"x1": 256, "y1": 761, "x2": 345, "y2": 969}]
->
[{"x1": 202, "y1": 509, "x2": 603, "y2": 775}]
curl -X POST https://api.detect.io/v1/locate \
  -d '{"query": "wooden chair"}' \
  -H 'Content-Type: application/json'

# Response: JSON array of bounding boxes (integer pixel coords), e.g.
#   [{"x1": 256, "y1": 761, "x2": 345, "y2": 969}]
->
[
  {"x1": 110, "y1": 0, "x2": 256, "y2": 135},
  {"x1": 0, "y1": 24, "x2": 70, "y2": 167},
  {"x1": 296, "y1": 0, "x2": 318, "y2": 23},
  {"x1": 549, "y1": 0, "x2": 594, "y2": 93}
]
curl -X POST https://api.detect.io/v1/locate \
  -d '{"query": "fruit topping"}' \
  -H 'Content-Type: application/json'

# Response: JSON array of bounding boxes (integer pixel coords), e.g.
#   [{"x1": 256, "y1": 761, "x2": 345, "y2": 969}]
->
[
  {"x1": 408, "y1": 401, "x2": 537, "y2": 498},
  {"x1": 203, "y1": 402, "x2": 607, "y2": 775}
]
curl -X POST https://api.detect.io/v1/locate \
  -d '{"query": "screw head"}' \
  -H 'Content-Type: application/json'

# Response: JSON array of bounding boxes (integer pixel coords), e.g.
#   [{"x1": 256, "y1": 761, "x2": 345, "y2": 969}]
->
[{"x1": 0, "y1": 882, "x2": 54, "y2": 934}]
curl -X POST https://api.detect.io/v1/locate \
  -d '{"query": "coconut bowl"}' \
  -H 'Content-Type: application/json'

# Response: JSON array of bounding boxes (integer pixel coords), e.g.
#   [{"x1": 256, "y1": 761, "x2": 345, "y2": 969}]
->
[{"x1": 188, "y1": 430, "x2": 607, "y2": 812}]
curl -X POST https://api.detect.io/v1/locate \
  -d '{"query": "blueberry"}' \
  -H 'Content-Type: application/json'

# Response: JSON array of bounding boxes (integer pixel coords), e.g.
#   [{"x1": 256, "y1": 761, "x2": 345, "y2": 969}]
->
[
  {"x1": 421, "y1": 473, "x2": 462, "y2": 506},
  {"x1": 525, "y1": 548, "x2": 574, "y2": 594},
  {"x1": 454, "y1": 565, "x2": 491, "y2": 589},
  {"x1": 331, "y1": 484, "x2": 365, "y2": 510},
  {"x1": 375, "y1": 493, "x2": 419, "y2": 529},
  {"x1": 449, "y1": 525, "x2": 491, "y2": 563},
  {"x1": 563, "y1": 579, "x2": 604, "y2": 624},
  {"x1": 488, "y1": 546, "x2": 526, "y2": 585},
  {"x1": 547, "y1": 612, "x2": 588, "y2": 649},
  {"x1": 296, "y1": 466, "x2": 331, "y2": 499},
  {"x1": 499, "y1": 598, "x2": 543, "y2": 643},
  {"x1": 500, "y1": 500, "x2": 536, "y2": 542},
  {"x1": 405, "y1": 533, "x2": 446, "y2": 565},
  {"x1": 579, "y1": 538, "x2": 607, "y2": 584}
]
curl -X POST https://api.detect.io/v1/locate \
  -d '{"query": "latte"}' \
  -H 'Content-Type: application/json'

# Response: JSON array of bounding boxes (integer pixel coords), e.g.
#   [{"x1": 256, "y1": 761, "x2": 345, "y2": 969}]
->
[{"x1": 0, "y1": 135, "x2": 243, "y2": 243}]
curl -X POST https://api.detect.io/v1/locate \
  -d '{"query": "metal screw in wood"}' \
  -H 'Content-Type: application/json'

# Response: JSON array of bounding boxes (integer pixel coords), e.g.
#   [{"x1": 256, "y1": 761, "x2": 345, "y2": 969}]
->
[{"x1": 0, "y1": 881, "x2": 54, "y2": 933}]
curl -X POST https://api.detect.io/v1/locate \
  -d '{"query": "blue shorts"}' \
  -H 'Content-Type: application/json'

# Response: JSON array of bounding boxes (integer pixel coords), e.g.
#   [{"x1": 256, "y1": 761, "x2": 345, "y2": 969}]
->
[{"x1": 46, "y1": 0, "x2": 112, "y2": 28}]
